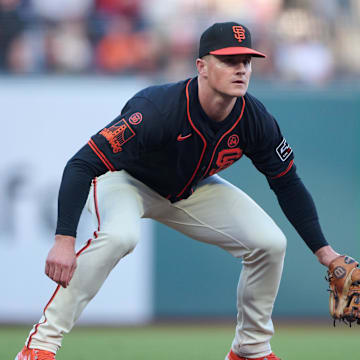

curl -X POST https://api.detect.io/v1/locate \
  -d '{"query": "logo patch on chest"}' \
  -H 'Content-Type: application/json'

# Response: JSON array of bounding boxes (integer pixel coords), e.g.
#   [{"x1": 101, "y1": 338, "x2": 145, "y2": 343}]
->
[
  {"x1": 227, "y1": 134, "x2": 239, "y2": 148},
  {"x1": 99, "y1": 118, "x2": 135, "y2": 153},
  {"x1": 209, "y1": 148, "x2": 243, "y2": 176},
  {"x1": 276, "y1": 138, "x2": 292, "y2": 161}
]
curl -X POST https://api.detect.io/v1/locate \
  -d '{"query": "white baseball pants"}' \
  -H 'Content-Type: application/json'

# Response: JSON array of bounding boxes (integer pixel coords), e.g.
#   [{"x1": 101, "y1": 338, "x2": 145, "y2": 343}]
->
[{"x1": 26, "y1": 170, "x2": 286, "y2": 358}]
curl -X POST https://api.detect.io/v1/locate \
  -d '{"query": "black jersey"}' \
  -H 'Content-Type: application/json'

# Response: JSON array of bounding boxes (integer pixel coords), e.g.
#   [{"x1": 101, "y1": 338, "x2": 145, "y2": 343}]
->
[
  {"x1": 56, "y1": 77, "x2": 327, "y2": 252},
  {"x1": 86, "y1": 78, "x2": 293, "y2": 202}
]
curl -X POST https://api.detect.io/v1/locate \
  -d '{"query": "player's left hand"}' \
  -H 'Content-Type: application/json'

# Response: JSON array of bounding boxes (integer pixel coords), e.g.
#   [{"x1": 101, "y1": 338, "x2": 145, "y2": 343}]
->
[
  {"x1": 45, "y1": 235, "x2": 77, "y2": 288},
  {"x1": 327, "y1": 255, "x2": 360, "y2": 326}
]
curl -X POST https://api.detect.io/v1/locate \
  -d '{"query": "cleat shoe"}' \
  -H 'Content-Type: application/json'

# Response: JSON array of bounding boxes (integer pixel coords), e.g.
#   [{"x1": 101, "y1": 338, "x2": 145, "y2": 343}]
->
[
  {"x1": 15, "y1": 346, "x2": 55, "y2": 360},
  {"x1": 226, "y1": 349, "x2": 281, "y2": 360}
]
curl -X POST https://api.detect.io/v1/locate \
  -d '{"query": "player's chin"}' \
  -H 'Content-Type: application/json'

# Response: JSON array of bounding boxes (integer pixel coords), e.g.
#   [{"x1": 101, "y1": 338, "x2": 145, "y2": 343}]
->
[{"x1": 227, "y1": 83, "x2": 248, "y2": 97}]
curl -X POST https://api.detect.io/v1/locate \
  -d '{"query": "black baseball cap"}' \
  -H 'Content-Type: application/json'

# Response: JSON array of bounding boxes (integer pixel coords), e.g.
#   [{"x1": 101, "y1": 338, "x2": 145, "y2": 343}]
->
[{"x1": 199, "y1": 22, "x2": 266, "y2": 58}]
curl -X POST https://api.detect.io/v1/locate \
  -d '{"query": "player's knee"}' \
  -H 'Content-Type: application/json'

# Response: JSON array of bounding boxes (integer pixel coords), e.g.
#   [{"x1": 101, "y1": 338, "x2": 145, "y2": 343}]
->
[
  {"x1": 106, "y1": 230, "x2": 140, "y2": 257},
  {"x1": 248, "y1": 227, "x2": 286, "y2": 257},
  {"x1": 268, "y1": 230, "x2": 287, "y2": 255},
  {"x1": 241, "y1": 231, "x2": 286, "y2": 265},
  {"x1": 259, "y1": 230, "x2": 287, "y2": 262}
]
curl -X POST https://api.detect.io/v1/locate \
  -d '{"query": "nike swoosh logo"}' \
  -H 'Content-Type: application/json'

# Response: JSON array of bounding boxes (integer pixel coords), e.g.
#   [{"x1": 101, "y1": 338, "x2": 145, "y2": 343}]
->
[{"x1": 177, "y1": 133, "x2": 192, "y2": 141}]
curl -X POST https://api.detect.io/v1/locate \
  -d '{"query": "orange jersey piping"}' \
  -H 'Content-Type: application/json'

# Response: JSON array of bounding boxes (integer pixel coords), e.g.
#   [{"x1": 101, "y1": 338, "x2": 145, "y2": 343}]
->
[
  {"x1": 176, "y1": 79, "x2": 207, "y2": 198},
  {"x1": 27, "y1": 179, "x2": 102, "y2": 348},
  {"x1": 26, "y1": 239, "x2": 92, "y2": 348},
  {"x1": 92, "y1": 177, "x2": 100, "y2": 237},
  {"x1": 88, "y1": 139, "x2": 116, "y2": 172},
  {"x1": 26, "y1": 283, "x2": 62, "y2": 348},
  {"x1": 203, "y1": 97, "x2": 245, "y2": 178},
  {"x1": 271, "y1": 159, "x2": 294, "y2": 179}
]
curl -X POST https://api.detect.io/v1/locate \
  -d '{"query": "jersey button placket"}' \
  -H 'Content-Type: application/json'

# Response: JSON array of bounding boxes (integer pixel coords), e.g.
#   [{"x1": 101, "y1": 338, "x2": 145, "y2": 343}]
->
[
  {"x1": 197, "y1": 165, "x2": 207, "y2": 180},
  {"x1": 201, "y1": 144, "x2": 216, "y2": 178}
]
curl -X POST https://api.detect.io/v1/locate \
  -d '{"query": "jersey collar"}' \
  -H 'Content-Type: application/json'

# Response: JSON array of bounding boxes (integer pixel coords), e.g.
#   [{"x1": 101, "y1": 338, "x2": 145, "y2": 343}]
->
[{"x1": 188, "y1": 77, "x2": 243, "y2": 138}]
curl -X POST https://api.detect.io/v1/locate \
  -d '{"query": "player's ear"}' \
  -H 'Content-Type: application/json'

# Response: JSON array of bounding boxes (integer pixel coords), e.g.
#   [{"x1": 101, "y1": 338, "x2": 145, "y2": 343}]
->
[{"x1": 196, "y1": 57, "x2": 208, "y2": 77}]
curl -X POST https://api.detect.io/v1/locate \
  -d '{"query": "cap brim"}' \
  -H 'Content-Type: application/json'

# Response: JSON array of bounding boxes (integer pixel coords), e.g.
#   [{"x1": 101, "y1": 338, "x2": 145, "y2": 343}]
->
[{"x1": 210, "y1": 47, "x2": 266, "y2": 58}]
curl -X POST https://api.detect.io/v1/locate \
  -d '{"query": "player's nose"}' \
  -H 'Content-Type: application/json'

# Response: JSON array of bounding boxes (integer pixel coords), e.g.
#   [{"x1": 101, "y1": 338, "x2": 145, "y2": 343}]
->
[{"x1": 235, "y1": 61, "x2": 247, "y2": 74}]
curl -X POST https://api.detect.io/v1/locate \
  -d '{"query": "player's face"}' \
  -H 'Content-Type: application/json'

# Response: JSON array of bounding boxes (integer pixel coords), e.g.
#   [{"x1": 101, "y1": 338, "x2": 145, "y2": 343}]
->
[{"x1": 199, "y1": 54, "x2": 252, "y2": 97}]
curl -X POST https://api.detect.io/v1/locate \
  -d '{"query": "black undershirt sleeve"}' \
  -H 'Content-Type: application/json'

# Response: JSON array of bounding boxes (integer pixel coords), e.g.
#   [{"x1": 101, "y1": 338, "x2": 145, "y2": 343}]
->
[
  {"x1": 267, "y1": 165, "x2": 328, "y2": 253},
  {"x1": 55, "y1": 144, "x2": 108, "y2": 237}
]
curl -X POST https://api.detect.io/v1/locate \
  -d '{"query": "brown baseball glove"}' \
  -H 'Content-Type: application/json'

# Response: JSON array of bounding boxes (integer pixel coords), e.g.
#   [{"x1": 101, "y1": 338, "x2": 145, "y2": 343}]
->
[{"x1": 327, "y1": 255, "x2": 360, "y2": 326}]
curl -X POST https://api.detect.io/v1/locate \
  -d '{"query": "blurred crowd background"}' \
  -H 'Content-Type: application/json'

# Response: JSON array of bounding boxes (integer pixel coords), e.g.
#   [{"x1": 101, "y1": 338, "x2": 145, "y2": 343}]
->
[{"x1": 1, "y1": 0, "x2": 360, "y2": 84}]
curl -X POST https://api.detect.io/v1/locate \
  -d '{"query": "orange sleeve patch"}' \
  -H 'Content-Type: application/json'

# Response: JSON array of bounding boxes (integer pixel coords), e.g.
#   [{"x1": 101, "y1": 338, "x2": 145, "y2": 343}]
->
[{"x1": 99, "y1": 118, "x2": 135, "y2": 153}]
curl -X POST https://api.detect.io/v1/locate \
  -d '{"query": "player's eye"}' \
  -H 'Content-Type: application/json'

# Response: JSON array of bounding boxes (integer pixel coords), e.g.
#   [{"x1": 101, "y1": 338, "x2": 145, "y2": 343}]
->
[
  {"x1": 223, "y1": 57, "x2": 237, "y2": 64},
  {"x1": 220, "y1": 56, "x2": 251, "y2": 66}
]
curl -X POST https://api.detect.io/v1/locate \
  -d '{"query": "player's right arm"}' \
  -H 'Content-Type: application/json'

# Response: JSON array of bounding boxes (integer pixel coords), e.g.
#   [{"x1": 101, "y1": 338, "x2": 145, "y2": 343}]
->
[
  {"x1": 46, "y1": 144, "x2": 108, "y2": 288},
  {"x1": 47, "y1": 95, "x2": 165, "y2": 288}
]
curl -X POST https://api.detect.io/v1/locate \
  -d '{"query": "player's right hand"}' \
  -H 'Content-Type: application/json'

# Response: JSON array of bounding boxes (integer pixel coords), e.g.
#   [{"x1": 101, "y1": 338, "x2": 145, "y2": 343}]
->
[{"x1": 45, "y1": 235, "x2": 77, "y2": 288}]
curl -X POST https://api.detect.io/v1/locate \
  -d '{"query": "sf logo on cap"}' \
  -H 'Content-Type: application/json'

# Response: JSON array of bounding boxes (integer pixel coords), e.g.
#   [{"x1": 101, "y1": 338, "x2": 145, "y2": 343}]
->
[{"x1": 232, "y1": 26, "x2": 246, "y2": 43}]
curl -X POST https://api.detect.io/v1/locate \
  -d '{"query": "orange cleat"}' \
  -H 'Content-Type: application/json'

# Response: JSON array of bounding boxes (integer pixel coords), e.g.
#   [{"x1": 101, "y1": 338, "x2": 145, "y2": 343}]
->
[
  {"x1": 226, "y1": 349, "x2": 281, "y2": 360},
  {"x1": 15, "y1": 346, "x2": 55, "y2": 360}
]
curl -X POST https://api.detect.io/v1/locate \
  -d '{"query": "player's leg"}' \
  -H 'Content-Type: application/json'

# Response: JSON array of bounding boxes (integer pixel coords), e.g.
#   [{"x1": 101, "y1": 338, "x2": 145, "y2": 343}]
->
[
  {"x1": 154, "y1": 175, "x2": 286, "y2": 359},
  {"x1": 24, "y1": 171, "x2": 146, "y2": 353}
]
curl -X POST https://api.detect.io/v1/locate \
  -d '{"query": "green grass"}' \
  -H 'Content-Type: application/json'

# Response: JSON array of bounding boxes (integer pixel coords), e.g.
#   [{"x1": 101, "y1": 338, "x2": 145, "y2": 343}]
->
[{"x1": 2, "y1": 322, "x2": 359, "y2": 360}]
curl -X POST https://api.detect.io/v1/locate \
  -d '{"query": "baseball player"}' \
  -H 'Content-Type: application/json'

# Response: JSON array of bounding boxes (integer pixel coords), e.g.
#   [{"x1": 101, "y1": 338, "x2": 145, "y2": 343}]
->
[{"x1": 16, "y1": 22, "x2": 342, "y2": 360}]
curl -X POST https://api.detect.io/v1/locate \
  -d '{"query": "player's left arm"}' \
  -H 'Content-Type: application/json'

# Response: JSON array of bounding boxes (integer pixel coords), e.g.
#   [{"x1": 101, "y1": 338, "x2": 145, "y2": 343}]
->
[
  {"x1": 267, "y1": 164, "x2": 339, "y2": 264},
  {"x1": 263, "y1": 132, "x2": 359, "y2": 325},
  {"x1": 279, "y1": 171, "x2": 360, "y2": 326},
  {"x1": 246, "y1": 97, "x2": 358, "y2": 323}
]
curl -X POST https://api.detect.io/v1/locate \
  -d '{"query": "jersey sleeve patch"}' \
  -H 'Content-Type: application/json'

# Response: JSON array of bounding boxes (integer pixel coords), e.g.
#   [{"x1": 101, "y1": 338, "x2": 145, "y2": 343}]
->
[
  {"x1": 276, "y1": 137, "x2": 292, "y2": 162},
  {"x1": 129, "y1": 112, "x2": 143, "y2": 125},
  {"x1": 99, "y1": 118, "x2": 135, "y2": 153}
]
